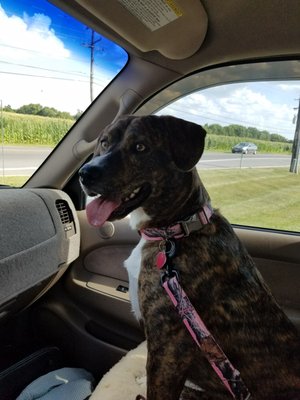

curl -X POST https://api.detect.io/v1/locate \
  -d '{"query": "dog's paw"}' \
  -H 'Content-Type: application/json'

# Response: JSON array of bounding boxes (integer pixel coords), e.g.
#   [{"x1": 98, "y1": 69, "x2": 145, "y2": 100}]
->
[{"x1": 136, "y1": 395, "x2": 146, "y2": 400}]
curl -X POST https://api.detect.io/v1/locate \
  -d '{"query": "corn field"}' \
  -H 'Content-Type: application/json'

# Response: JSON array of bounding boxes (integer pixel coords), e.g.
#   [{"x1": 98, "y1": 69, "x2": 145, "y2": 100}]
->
[
  {"x1": 0, "y1": 112, "x2": 293, "y2": 153},
  {"x1": 1, "y1": 112, "x2": 74, "y2": 145}
]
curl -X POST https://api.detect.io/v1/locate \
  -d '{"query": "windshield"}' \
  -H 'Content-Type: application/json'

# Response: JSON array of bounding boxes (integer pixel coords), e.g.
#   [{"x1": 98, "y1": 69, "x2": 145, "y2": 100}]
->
[{"x1": 0, "y1": 0, "x2": 128, "y2": 187}]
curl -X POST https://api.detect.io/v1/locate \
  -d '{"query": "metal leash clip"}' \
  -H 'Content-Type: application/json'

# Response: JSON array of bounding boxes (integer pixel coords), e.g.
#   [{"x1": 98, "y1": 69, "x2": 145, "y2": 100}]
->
[
  {"x1": 160, "y1": 239, "x2": 179, "y2": 285},
  {"x1": 160, "y1": 265, "x2": 179, "y2": 286}
]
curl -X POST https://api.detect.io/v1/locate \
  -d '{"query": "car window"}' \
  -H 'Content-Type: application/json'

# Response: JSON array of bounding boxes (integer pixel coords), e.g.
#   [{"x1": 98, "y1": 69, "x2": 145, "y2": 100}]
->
[
  {"x1": 136, "y1": 61, "x2": 300, "y2": 233},
  {"x1": 0, "y1": 0, "x2": 128, "y2": 187}
]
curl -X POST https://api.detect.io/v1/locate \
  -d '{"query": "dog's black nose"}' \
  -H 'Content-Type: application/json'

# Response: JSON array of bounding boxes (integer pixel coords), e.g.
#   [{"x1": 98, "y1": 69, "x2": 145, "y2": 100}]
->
[
  {"x1": 79, "y1": 163, "x2": 98, "y2": 186},
  {"x1": 78, "y1": 164, "x2": 88, "y2": 180},
  {"x1": 78, "y1": 164, "x2": 89, "y2": 179},
  {"x1": 79, "y1": 153, "x2": 112, "y2": 188}
]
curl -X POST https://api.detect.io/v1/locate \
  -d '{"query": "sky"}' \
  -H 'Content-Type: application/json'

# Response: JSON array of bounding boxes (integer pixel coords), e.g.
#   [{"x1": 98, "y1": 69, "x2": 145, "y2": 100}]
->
[
  {"x1": 157, "y1": 82, "x2": 300, "y2": 141},
  {"x1": 0, "y1": 0, "x2": 128, "y2": 114},
  {"x1": 0, "y1": 0, "x2": 299, "y2": 139}
]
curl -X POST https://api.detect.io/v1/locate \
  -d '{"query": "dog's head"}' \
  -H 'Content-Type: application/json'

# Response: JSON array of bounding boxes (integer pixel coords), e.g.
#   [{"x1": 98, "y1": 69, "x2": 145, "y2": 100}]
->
[{"x1": 79, "y1": 115, "x2": 206, "y2": 228}]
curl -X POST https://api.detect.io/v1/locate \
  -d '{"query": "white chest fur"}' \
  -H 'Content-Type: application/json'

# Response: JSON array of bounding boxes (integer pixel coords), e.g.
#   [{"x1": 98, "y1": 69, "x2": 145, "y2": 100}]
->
[
  {"x1": 124, "y1": 237, "x2": 145, "y2": 320},
  {"x1": 124, "y1": 207, "x2": 151, "y2": 321}
]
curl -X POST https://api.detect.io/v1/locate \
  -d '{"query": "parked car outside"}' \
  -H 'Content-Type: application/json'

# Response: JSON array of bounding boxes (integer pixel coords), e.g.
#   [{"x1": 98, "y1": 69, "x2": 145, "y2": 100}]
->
[{"x1": 232, "y1": 142, "x2": 258, "y2": 154}]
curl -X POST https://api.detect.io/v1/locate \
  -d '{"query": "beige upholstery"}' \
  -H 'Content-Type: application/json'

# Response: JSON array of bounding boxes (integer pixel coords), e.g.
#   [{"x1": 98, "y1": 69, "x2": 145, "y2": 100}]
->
[
  {"x1": 72, "y1": 0, "x2": 208, "y2": 59},
  {"x1": 90, "y1": 341, "x2": 147, "y2": 400},
  {"x1": 91, "y1": 341, "x2": 204, "y2": 399}
]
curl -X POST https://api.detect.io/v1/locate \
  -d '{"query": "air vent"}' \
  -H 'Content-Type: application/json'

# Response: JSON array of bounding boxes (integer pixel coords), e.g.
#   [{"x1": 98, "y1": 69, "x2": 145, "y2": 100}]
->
[
  {"x1": 56, "y1": 199, "x2": 73, "y2": 224},
  {"x1": 55, "y1": 200, "x2": 75, "y2": 238}
]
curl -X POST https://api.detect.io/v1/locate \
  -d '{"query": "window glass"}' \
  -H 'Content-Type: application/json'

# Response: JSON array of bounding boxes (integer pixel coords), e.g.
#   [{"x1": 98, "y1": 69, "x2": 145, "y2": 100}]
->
[
  {"x1": 0, "y1": 0, "x2": 128, "y2": 187},
  {"x1": 140, "y1": 69, "x2": 300, "y2": 232}
]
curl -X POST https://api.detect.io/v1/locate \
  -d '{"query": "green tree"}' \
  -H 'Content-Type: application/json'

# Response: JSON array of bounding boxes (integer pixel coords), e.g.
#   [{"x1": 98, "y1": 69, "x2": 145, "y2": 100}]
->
[
  {"x1": 15, "y1": 103, "x2": 74, "y2": 119},
  {"x1": 259, "y1": 130, "x2": 270, "y2": 141},
  {"x1": 204, "y1": 123, "x2": 224, "y2": 136},
  {"x1": 58, "y1": 111, "x2": 74, "y2": 119},
  {"x1": 270, "y1": 133, "x2": 287, "y2": 142},
  {"x1": 3, "y1": 104, "x2": 14, "y2": 112},
  {"x1": 246, "y1": 126, "x2": 261, "y2": 139},
  {"x1": 38, "y1": 107, "x2": 58, "y2": 118},
  {"x1": 17, "y1": 103, "x2": 43, "y2": 115}
]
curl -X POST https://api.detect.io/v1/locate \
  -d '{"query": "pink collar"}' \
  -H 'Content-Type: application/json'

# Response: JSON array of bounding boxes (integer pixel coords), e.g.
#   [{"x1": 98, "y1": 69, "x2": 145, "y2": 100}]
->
[{"x1": 140, "y1": 204, "x2": 213, "y2": 241}]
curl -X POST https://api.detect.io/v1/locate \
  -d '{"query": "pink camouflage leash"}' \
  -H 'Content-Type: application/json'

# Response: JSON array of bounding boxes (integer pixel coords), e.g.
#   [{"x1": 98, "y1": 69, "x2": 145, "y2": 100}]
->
[
  {"x1": 162, "y1": 274, "x2": 251, "y2": 400},
  {"x1": 140, "y1": 204, "x2": 252, "y2": 400}
]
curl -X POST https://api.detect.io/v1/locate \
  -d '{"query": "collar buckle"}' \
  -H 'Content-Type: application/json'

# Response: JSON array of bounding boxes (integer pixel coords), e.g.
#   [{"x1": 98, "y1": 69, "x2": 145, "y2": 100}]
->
[
  {"x1": 140, "y1": 203, "x2": 213, "y2": 241},
  {"x1": 198, "y1": 205, "x2": 211, "y2": 225},
  {"x1": 180, "y1": 220, "x2": 191, "y2": 237}
]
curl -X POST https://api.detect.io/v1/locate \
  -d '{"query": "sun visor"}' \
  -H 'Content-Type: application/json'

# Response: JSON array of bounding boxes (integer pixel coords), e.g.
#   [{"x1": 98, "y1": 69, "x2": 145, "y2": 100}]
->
[{"x1": 74, "y1": 0, "x2": 208, "y2": 60}]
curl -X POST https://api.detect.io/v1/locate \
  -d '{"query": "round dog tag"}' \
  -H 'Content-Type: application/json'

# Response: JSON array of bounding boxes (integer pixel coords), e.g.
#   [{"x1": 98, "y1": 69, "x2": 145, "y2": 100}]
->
[{"x1": 156, "y1": 251, "x2": 167, "y2": 269}]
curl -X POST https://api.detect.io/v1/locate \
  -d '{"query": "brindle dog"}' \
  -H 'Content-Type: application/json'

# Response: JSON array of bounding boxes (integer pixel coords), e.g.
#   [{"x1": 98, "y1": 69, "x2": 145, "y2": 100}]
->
[{"x1": 79, "y1": 115, "x2": 300, "y2": 400}]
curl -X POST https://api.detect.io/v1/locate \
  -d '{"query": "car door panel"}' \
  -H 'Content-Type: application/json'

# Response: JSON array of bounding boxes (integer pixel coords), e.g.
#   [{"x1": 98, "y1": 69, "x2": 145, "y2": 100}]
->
[
  {"x1": 236, "y1": 228, "x2": 300, "y2": 330},
  {"x1": 68, "y1": 211, "x2": 140, "y2": 329},
  {"x1": 66, "y1": 213, "x2": 300, "y2": 340}
]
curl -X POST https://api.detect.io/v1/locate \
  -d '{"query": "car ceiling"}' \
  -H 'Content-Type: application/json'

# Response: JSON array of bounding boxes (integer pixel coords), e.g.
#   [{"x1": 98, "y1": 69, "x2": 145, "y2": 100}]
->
[{"x1": 51, "y1": 0, "x2": 300, "y2": 75}]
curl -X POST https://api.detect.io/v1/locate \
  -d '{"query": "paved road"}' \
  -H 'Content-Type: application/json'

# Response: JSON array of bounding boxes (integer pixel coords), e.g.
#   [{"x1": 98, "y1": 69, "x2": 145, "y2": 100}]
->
[
  {"x1": 199, "y1": 152, "x2": 291, "y2": 170},
  {"x1": 0, "y1": 145, "x2": 53, "y2": 175},
  {"x1": 0, "y1": 145, "x2": 292, "y2": 175}
]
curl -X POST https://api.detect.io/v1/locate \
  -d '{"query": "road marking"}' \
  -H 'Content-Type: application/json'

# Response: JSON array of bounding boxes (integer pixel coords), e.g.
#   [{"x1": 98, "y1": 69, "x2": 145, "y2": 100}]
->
[
  {"x1": 2, "y1": 167, "x2": 37, "y2": 171},
  {"x1": 200, "y1": 158, "x2": 241, "y2": 163},
  {"x1": 198, "y1": 165, "x2": 290, "y2": 170},
  {"x1": 200, "y1": 157, "x2": 290, "y2": 163}
]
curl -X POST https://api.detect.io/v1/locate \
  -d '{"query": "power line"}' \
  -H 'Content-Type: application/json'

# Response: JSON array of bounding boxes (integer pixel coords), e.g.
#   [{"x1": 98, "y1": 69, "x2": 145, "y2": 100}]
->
[
  {"x1": 0, "y1": 70, "x2": 91, "y2": 83},
  {"x1": 0, "y1": 59, "x2": 87, "y2": 78},
  {"x1": 167, "y1": 103, "x2": 293, "y2": 131},
  {"x1": 164, "y1": 104, "x2": 293, "y2": 135},
  {"x1": 0, "y1": 42, "x2": 96, "y2": 65},
  {"x1": 0, "y1": 65, "x2": 111, "y2": 87}
]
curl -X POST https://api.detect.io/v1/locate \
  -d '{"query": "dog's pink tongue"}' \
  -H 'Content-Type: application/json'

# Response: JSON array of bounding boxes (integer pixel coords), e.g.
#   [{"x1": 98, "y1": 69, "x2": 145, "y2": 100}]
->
[{"x1": 86, "y1": 196, "x2": 121, "y2": 227}]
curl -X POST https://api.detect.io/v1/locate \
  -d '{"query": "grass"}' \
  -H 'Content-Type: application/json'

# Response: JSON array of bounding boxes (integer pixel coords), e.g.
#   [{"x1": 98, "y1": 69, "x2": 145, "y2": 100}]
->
[
  {"x1": 1, "y1": 168, "x2": 299, "y2": 232},
  {"x1": 198, "y1": 168, "x2": 299, "y2": 232},
  {"x1": 0, "y1": 175, "x2": 29, "y2": 187}
]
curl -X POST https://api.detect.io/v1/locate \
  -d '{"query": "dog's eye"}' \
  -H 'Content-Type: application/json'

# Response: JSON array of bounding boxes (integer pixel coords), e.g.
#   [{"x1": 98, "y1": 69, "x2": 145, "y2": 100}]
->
[
  {"x1": 100, "y1": 139, "x2": 109, "y2": 151},
  {"x1": 136, "y1": 143, "x2": 146, "y2": 152}
]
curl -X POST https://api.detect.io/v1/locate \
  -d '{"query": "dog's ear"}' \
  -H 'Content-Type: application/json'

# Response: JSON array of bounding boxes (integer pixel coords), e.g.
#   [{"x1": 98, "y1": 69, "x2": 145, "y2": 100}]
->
[{"x1": 163, "y1": 116, "x2": 206, "y2": 171}]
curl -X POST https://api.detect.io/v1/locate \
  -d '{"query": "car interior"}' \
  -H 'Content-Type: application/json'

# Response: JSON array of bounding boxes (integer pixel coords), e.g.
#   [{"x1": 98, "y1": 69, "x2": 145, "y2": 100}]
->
[{"x1": 0, "y1": 0, "x2": 300, "y2": 399}]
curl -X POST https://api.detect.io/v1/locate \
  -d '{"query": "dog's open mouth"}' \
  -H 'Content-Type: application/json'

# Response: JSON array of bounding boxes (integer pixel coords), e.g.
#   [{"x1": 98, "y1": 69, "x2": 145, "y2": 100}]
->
[{"x1": 86, "y1": 183, "x2": 151, "y2": 227}]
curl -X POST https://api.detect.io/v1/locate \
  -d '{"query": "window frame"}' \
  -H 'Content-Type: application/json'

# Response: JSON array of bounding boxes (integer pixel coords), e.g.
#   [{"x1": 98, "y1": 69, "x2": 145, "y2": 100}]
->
[{"x1": 135, "y1": 59, "x2": 300, "y2": 235}]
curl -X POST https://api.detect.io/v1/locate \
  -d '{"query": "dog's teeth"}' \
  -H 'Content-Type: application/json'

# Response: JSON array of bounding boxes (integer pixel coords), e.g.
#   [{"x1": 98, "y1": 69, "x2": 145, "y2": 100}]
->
[{"x1": 123, "y1": 187, "x2": 141, "y2": 202}]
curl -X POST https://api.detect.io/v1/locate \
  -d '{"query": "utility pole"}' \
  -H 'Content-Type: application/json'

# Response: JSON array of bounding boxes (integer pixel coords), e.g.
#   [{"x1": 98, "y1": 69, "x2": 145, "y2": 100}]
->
[
  {"x1": 82, "y1": 30, "x2": 102, "y2": 102},
  {"x1": 1, "y1": 100, "x2": 4, "y2": 180},
  {"x1": 289, "y1": 98, "x2": 300, "y2": 173}
]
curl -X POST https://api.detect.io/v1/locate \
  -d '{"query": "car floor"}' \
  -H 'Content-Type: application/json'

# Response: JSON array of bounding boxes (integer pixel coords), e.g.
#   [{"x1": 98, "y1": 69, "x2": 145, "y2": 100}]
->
[{"x1": 0, "y1": 310, "x2": 69, "y2": 400}]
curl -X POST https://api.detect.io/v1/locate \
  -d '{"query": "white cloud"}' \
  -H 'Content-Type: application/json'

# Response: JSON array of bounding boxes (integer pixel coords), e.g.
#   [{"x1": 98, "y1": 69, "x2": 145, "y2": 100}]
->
[
  {"x1": 277, "y1": 83, "x2": 300, "y2": 92},
  {"x1": 158, "y1": 84, "x2": 296, "y2": 139},
  {"x1": 0, "y1": 6, "x2": 70, "y2": 60},
  {"x1": 219, "y1": 87, "x2": 293, "y2": 132},
  {"x1": 0, "y1": 6, "x2": 111, "y2": 113}
]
